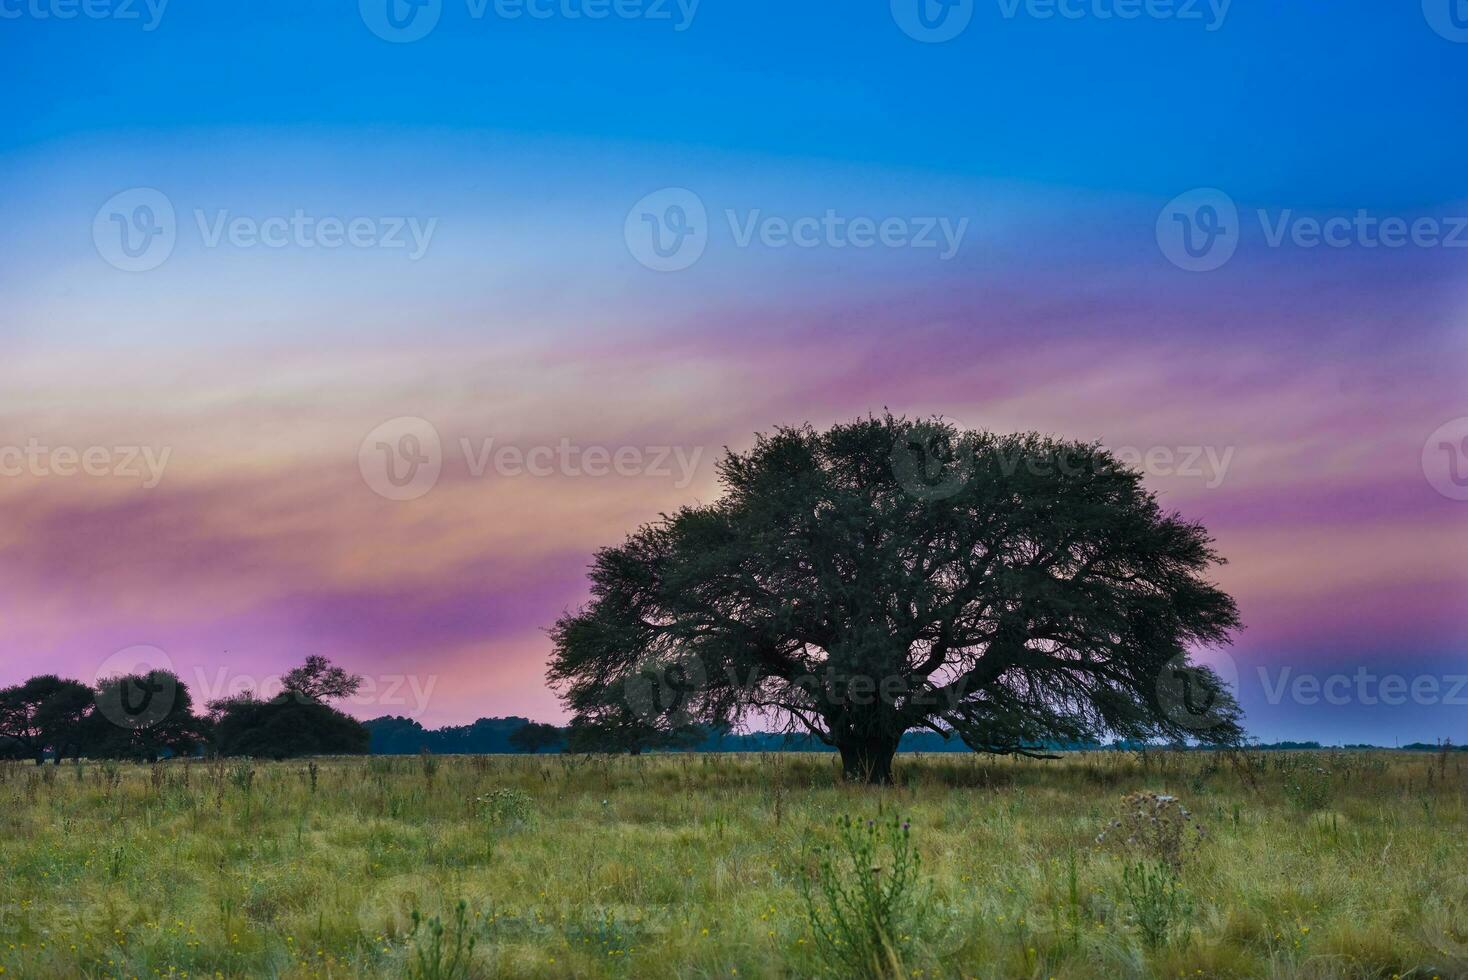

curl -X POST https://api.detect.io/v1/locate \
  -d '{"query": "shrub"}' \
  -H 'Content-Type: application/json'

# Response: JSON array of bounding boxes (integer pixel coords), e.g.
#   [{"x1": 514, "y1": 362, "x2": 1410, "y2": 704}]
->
[
  {"x1": 1284, "y1": 766, "x2": 1333, "y2": 813},
  {"x1": 211, "y1": 694, "x2": 369, "y2": 759},
  {"x1": 476, "y1": 788, "x2": 533, "y2": 826},
  {"x1": 799, "y1": 815, "x2": 928, "y2": 978},
  {"x1": 1122, "y1": 859, "x2": 1193, "y2": 950},
  {"x1": 1096, "y1": 791, "x2": 1206, "y2": 873}
]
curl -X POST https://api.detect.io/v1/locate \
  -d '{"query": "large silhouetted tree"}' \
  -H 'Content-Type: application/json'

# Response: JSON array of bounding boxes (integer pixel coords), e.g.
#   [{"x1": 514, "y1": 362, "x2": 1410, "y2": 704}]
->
[{"x1": 549, "y1": 414, "x2": 1243, "y2": 784}]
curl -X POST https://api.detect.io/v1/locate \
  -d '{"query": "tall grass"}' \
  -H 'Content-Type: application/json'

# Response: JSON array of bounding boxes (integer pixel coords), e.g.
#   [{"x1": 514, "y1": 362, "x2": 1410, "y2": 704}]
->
[{"x1": 0, "y1": 750, "x2": 1462, "y2": 977}]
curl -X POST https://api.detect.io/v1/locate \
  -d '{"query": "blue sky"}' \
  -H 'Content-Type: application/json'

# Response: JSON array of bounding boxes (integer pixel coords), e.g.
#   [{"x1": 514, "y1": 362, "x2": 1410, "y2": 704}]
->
[
  {"x1": 5, "y1": 1, "x2": 1467, "y2": 207},
  {"x1": 1, "y1": 1, "x2": 1466, "y2": 744}
]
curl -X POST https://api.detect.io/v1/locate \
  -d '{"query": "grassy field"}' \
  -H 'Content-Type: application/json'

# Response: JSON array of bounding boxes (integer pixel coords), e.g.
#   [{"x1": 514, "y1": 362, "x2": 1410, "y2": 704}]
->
[{"x1": 0, "y1": 750, "x2": 1464, "y2": 979}]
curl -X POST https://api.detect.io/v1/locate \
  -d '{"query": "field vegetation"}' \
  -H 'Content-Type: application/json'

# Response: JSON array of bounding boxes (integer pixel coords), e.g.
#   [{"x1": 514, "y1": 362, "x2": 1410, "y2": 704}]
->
[{"x1": 0, "y1": 750, "x2": 1463, "y2": 978}]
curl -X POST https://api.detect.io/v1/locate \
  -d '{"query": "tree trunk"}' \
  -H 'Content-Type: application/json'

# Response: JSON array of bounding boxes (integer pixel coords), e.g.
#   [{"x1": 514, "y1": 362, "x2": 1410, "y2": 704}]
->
[{"x1": 837, "y1": 736, "x2": 900, "y2": 786}]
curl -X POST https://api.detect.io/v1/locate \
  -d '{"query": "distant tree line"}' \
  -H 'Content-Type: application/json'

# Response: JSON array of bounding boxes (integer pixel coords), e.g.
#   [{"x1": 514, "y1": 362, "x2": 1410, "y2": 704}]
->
[
  {"x1": 0, "y1": 656, "x2": 369, "y2": 763},
  {"x1": 4, "y1": 659, "x2": 1450, "y2": 763}
]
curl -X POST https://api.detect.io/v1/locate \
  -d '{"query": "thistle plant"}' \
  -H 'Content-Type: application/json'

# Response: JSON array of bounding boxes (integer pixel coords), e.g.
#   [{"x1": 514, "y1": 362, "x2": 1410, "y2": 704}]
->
[
  {"x1": 799, "y1": 815, "x2": 928, "y2": 978},
  {"x1": 408, "y1": 900, "x2": 477, "y2": 980},
  {"x1": 1096, "y1": 791, "x2": 1205, "y2": 873},
  {"x1": 1121, "y1": 859, "x2": 1193, "y2": 950}
]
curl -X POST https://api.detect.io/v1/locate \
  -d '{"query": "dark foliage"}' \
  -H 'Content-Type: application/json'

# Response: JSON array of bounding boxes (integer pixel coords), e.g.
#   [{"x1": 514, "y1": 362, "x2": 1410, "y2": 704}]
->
[
  {"x1": 210, "y1": 694, "x2": 369, "y2": 760},
  {"x1": 363, "y1": 715, "x2": 534, "y2": 755},
  {"x1": 0, "y1": 675, "x2": 95, "y2": 764},
  {"x1": 88, "y1": 670, "x2": 210, "y2": 762},
  {"x1": 550, "y1": 414, "x2": 1244, "y2": 784},
  {"x1": 508, "y1": 721, "x2": 566, "y2": 753}
]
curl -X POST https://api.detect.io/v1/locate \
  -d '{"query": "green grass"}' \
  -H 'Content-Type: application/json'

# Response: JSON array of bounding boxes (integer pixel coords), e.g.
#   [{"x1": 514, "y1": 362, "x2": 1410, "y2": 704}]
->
[{"x1": 0, "y1": 750, "x2": 1464, "y2": 978}]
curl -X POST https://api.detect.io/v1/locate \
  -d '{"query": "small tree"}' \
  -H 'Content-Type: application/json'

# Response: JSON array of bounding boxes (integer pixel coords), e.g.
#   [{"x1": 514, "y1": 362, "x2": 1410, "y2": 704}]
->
[
  {"x1": 0, "y1": 676, "x2": 95, "y2": 765},
  {"x1": 90, "y1": 671, "x2": 209, "y2": 763},
  {"x1": 282, "y1": 655, "x2": 363, "y2": 704},
  {"x1": 208, "y1": 656, "x2": 370, "y2": 759},
  {"x1": 508, "y1": 722, "x2": 565, "y2": 754},
  {"x1": 209, "y1": 693, "x2": 369, "y2": 760}
]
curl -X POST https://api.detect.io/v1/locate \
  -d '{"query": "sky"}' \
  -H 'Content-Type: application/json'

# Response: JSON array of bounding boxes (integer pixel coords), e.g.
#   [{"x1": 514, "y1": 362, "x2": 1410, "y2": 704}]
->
[{"x1": 1, "y1": 0, "x2": 1465, "y2": 744}]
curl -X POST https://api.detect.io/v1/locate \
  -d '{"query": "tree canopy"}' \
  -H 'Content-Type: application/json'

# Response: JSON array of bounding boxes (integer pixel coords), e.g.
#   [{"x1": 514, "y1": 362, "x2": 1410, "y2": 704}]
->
[
  {"x1": 209, "y1": 655, "x2": 369, "y2": 759},
  {"x1": 0, "y1": 675, "x2": 94, "y2": 764},
  {"x1": 282, "y1": 655, "x2": 364, "y2": 704},
  {"x1": 549, "y1": 414, "x2": 1243, "y2": 783},
  {"x1": 90, "y1": 670, "x2": 209, "y2": 762},
  {"x1": 507, "y1": 721, "x2": 566, "y2": 754}
]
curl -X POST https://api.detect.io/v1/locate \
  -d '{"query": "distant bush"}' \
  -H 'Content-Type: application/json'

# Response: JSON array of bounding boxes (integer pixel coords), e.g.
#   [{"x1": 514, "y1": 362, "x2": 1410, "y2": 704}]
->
[
  {"x1": 211, "y1": 695, "x2": 368, "y2": 760},
  {"x1": 1284, "y1": 766, "x2": 1333, "y2": 813},
  {"x1": 476, "y1": 788, "x2": 533, "y2": 826}
]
